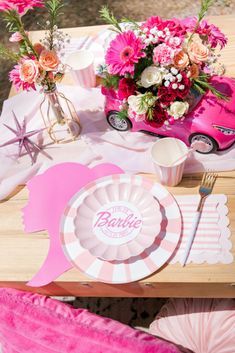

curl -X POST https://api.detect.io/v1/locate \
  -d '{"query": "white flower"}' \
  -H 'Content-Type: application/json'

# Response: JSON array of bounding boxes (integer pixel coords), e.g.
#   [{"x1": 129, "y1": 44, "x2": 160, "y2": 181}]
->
[
  {"x1": 176, "y1": 74, "x2": 182, "y2": 82},
  {"x1": 140, "y1": 66, "x2": 163, "y2": 88},
  {"x1": 128, "y1": 94, "x2": 149, "y2": 115},
  {"x1": 168, "y1": 101, "x2": 189, "y2": 119},
  {"x1": 170, "y1": 67, "x2": 178, "y2": 75},
  {"x1": 144, "y1": 38, "x2": 152, "y2": 45},
  {"x1": 150, "y1": 27, "x2": 158, "y2": 35}
]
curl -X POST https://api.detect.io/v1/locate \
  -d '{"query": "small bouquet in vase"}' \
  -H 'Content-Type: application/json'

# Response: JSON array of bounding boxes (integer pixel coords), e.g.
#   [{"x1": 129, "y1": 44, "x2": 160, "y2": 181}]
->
[{"x1": 0, "y1": 0, "x2": 81, "y2": 143}]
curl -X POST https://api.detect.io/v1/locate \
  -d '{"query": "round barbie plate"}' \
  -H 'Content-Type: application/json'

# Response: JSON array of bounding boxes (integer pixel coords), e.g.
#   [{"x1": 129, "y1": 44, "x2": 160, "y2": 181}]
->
[
  {"x1": 74, "y1": 176, "x2": 162, "y2": 261},
  {"x1": 60, "y1": 174, "x2": 182, "y2": 284}
]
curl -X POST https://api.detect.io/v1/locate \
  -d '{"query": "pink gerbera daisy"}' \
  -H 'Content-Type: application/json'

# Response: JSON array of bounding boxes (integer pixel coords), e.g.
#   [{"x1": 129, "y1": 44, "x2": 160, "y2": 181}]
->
[
  {"x1": 9, "y1": 64, "x2": 36, "y2": 91},
  {"x1": 105, "y1": 31, "x2": 145, "y2": 76},
  {"x1": 0, "y1": 0, "x2": 44, "y2": 15}
]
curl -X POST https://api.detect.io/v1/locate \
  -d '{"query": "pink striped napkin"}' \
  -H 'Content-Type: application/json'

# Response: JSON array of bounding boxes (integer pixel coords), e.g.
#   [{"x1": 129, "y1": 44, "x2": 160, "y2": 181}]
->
[{"x1": 170, "y1": 194, "x2": 232, "y2": 264}]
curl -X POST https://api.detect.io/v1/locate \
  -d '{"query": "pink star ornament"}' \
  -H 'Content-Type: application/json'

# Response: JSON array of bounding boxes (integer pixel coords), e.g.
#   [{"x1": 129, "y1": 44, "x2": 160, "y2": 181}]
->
[{"x1": 0, "y1": 111, "x2": 51, "y2": 164}]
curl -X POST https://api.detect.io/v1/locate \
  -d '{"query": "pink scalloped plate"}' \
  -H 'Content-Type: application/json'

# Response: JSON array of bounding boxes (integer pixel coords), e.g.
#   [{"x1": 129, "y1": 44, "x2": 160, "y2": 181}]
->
[
  {"x1": 73, "y1": 175, "x2": 162, "y2": 261},
  {"x1": 60, "y1": 174, "x2": 182, "y2": 284}
]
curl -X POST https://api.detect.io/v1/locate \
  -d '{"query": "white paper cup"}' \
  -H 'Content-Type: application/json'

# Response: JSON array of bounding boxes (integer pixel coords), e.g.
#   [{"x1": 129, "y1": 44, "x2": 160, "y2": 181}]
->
[
  {"x1": 151, "y1": 138, "x2": 188, "y2": 187},
  {"x1": 66, "y1": 50, "x2": 96, "y2": 88}
]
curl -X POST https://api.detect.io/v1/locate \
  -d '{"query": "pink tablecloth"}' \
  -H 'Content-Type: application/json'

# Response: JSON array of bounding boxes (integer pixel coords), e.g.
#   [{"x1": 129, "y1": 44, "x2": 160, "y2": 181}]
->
[
  {"x1": 0, "y1": 84, "x2": 235, "y2": 201},
  {"x1": 0, "y1": 34, "x2": 235, "y2": 200}
]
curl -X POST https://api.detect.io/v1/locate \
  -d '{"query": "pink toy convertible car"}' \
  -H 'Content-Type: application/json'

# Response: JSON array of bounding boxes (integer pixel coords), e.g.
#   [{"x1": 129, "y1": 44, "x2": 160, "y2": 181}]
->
[{"x1": 103, "y1": 76, "x2": 235, "y2": 154}]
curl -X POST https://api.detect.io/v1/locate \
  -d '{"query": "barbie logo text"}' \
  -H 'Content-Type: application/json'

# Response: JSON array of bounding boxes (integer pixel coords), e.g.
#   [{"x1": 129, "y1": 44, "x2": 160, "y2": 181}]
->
[
  {"x1": 92, "y1": 202, "x2": 143, "y2": 242},
  {"x1": 94, "y1": 211, "x2": 142, "y2": 229}
]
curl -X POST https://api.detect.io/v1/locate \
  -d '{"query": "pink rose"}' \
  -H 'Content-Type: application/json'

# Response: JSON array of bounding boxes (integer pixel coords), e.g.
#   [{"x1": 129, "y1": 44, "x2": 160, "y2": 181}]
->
[
  {"x1": 153, "y1": 44, "x2": 176, "y2": 66},
  {"x1": 9, "y1": 32, "x2": 24, "y2": 42},
  {"x1": 19, "y1": 59, "x2": 39, "y2": 84},
  {"x1": 39, "y1": 50, "x2": 60, "y2": 71},
  {"x1": 188, "y1": 39, "x2": 209, "y2": 64}
]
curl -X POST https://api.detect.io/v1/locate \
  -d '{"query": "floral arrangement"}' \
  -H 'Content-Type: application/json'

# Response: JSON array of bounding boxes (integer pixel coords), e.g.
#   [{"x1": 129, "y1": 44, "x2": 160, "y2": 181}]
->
[
  {"x1": 100, "y1": 1, "x2": 228, "y2": 127},
  {"x1": 0, "y1": 0, "x2": 68, "y2": 93}
]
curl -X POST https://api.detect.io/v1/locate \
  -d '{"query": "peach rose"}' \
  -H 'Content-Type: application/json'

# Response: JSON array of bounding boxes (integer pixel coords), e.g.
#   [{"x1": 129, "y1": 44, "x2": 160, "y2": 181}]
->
[
  {"x1": 33, "y1": 42, "x2": 45, "y2": 55},
  {"x1": 188, "y1": 40, "x2": 209, "y2": 64},
  {"x1": 19, "y1": 59, "x2": 39, "y2": 84},
  {"x1": 39, "y1": 50, "x2": 59, "y2": 71},
  {"x1": 188, "y1": 63, "x2": 199, "y2": 78},
  {"x1": 173, "y1": 51, "x2": 189, "y2": 70}
]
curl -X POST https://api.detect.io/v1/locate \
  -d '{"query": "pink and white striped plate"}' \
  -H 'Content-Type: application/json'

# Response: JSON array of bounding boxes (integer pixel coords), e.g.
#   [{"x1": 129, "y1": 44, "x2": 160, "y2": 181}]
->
[
  {"x1": 60, "y1": 174, "x2": 182, "y2": 283},
  {"x1": 74, "y1": 176, "x2": 162, "y2": 261}
]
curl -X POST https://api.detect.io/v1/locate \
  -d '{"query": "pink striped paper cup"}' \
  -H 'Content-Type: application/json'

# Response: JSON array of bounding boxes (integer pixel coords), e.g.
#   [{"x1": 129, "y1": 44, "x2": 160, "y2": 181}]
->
[
  {"x1": 151, "y1": 138, "x2": 188, "y2": 187},
  {"x1": 66, "y1": 50, "x2": 96, "y2": 88}
]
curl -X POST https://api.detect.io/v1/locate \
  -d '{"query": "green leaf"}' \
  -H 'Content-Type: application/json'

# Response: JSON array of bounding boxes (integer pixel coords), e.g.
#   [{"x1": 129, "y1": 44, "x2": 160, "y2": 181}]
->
[
  {"x1": 193, "y1": 77, "x2": 229, "y2": 101},
  {"x1": 187, "y1": 0, "x2": 215, "y2": 44},
  {"x1": 198, "y1": 0, "x2": 214, "y2": 23},
  {"x1": 100, "y1": 6, "x2": 123, "y2": 33},
  {"x1": 101, "y1": 73, "x2": 120, "y2": 90},
  {"x1": 192, "y1": 81, "x2": 207, "y2": 95},
  {"x1": 146, "y1": 106, "x2": 154, "y2": 120},
  {"x1": 117, "y1": 109, "x2": 128, "y2": 120},
  {"x1": 121, "y1": 17, "x2": 140, "y2": 30},
  {"x1": 136, "y1": 92, "x2": 156, "y2": 116},
  {"x1": 45, "y1": 0, "x2": 64, "y2": 50},
  {"x1": 3, "y1": 10, "x2": 21, "y2": 32}
]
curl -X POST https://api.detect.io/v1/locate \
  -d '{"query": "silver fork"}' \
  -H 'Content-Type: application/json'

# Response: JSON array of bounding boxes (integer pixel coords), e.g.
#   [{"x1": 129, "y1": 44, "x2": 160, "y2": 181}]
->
[{"x1": 181, "y1": 171, "x2": 217, "y2": 266}]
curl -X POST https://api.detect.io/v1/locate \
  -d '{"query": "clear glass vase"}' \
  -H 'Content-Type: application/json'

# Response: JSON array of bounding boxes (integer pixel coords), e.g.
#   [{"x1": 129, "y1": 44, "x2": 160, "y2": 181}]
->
[{"x1": 40, "y1": 84, "x2": 81, "y2": 143}]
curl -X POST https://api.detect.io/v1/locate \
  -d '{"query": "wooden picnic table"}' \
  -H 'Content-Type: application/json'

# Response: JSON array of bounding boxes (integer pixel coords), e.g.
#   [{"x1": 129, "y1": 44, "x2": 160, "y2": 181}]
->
[{"x1": 1, "y1": 15, "x2": 235, "y2": 297}]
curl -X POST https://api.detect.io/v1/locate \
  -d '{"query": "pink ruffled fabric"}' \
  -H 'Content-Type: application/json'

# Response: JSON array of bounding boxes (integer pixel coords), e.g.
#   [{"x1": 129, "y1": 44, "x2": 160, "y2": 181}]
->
[
  {"x1": 149, "y1": 298, "x2": 235, "y2": 353},
  {"x1": 0, "y1": 288, "x2": 181, "y2": 353}
]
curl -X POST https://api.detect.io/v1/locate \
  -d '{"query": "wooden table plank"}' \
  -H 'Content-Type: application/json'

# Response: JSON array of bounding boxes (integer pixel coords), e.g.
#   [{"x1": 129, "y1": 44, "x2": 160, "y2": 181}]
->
[
  {"x1": 0, "y1": 170, "x2": 235, "y2": 297},
  {"x1": 2, "y1": 15, "x2": 235, "y2": 297}
]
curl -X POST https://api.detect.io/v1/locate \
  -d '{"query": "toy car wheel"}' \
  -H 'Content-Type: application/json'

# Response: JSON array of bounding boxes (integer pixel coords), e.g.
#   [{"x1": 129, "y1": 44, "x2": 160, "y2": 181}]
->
[
  {"x1": 107, "y1": 111, "x2": 132, "y2": 131},
  {"x1": 189, "y1": 133, "x2": 218, "y2": 154}
]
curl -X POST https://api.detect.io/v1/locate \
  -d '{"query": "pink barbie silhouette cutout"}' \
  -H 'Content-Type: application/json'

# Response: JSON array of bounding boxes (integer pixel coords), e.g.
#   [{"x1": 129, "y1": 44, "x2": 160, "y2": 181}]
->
[{"x1": 22, "y1": 162, "x2": 123, "y2": 287}]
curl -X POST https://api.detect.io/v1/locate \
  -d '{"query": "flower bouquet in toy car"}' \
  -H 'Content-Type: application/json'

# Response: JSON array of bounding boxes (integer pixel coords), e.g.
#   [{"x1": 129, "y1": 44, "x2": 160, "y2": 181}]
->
[{"x1": 99, "y1": 2, "x2": 235, "y2": 154}]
